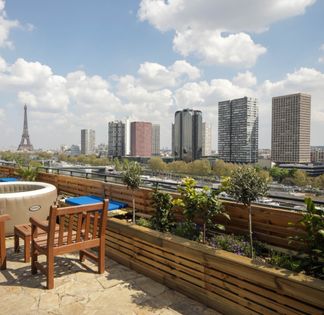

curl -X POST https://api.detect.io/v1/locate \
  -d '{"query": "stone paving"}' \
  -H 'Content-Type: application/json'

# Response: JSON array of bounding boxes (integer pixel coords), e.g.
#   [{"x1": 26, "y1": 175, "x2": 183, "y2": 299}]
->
[{"x1": 0, "y1": 238, "x2": 220, "y2": 315}]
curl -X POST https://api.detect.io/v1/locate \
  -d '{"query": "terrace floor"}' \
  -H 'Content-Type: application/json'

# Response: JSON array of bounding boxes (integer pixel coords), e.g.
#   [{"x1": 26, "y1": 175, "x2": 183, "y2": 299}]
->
[{"x1": 0, "y1": 238, "x2": 219, "y2": 315}]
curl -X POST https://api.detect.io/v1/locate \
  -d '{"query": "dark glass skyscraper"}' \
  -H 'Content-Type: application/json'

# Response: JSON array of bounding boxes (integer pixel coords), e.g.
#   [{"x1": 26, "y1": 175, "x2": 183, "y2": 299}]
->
[{"x1": 172, "y1": 109, "x2": 202, "y2": 162}]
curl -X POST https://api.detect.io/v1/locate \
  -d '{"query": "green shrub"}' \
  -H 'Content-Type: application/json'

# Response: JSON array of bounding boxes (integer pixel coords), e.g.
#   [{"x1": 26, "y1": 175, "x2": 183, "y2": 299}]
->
[
  {"x1": 16, "y1": 164, "x2": 38, "y2": 181},
  {"x1": 173, "y1": 177, "x2": 227, "y2": 243},
  {"x1": 174, "y1": 222, "x2": 201, "y2": 241},
  {"x1": 267, "y1": 251, "x2": 302, "y2": 273},
  {"x1": 289, "y1": 198, "x2": 324, "y2": 278},
  {"x1": 209, "y1": 234, "x2": 252, "y2": 257},
  {"x1": 136, "y1": 218, "x2": 152, "y2": 229},
  {"x1": 151, "y1": 189, "x2": 175, "y2": 233}
]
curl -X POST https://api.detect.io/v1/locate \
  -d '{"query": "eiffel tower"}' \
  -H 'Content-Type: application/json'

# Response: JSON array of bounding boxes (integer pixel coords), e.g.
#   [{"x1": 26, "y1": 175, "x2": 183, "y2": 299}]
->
[{"x1": 17, "y1": 104, "x2": 34, "y2": 151}]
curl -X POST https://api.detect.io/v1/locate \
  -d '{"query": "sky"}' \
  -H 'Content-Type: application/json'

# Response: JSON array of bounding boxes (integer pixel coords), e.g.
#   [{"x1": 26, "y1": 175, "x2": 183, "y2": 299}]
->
[{"x1": 0, "y1": 0, "x2": 323, "y2": 151}]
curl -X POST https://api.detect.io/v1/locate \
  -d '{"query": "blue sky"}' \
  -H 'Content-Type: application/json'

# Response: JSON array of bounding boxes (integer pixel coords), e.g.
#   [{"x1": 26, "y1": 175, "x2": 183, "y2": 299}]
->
[{"x1": 0, "y1": 0, "x2": 323, "y2": 150}]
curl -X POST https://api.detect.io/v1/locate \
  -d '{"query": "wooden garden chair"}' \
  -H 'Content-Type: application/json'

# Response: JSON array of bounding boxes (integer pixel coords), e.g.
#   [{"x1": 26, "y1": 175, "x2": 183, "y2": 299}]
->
[
  {"x1": 30, "y1": 199, "x2": 109, "y2": 289},
  {"x1": 0, "y1": 213, "x2": 11, "y2": 270}
]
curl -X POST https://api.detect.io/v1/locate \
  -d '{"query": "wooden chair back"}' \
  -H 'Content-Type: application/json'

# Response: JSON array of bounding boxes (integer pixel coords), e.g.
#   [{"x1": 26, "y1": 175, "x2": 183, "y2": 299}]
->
[
  {"x1": 31, "y1": 199, "x2": 109, "y2": 289},
  {"x1": 47, "y1": 201, "x2": 108, "y2": 253}
]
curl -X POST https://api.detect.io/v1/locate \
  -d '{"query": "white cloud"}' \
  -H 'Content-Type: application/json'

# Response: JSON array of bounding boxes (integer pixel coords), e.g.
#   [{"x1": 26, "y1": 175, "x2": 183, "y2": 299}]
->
[
  {"x1": 318, "y1": 43, "x2": 324, "y2": 63},
  {"x1": 173, "y1": 29, "x2": 266, "y2": 67},
  {"x1": 0, "y1": 0, "x2": 19, "y2": 48},
  {"x1": 138, "y1": 0, "x2": 315, "y2": 67},
  {"x1": 233, "y1": 71, "x2": 257, "y2": 87},
  {"x1": 0, "y1": 108, "x2": 5, "y2": 121},
  {"x1": 138, "y1": 60, "x2": 200, "y2": 90},
  {"x1": 66, "y1": 71, "x2": 121, "y2": 112}
]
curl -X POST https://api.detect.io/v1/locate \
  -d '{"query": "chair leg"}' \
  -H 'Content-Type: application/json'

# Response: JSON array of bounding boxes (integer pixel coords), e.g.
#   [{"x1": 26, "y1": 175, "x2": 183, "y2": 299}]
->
[
  {"x1": 47, "y1": 254, "x2": 54, "y2": 289},
  {"x1": 31, "y1": 242, "x2": 38, "y2": 275},
  {"x1": 98, "y1": 243, "x2": 105, "y2": 274},
  {"x1": 14, "y1": 230, "x2": 19, "y2": 253},
  {"x1": 0, "y1": 222, "x2": 7, "y2": 270},
  {"x1": 24, "y1": 235, "x2": 31, "y2": 263},
  {"x1": 79, "y1": 250, "x2": 85, "y2": 262}
]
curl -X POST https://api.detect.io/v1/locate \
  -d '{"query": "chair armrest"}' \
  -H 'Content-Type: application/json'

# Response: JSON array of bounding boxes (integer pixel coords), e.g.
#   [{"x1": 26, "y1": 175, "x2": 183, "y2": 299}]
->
[
  {"x1": 0, "y1": 214, "x2": 11, "y2": 223},
  {"x1": 30, "y1": 216, "x2": 49, "y2": 233}
]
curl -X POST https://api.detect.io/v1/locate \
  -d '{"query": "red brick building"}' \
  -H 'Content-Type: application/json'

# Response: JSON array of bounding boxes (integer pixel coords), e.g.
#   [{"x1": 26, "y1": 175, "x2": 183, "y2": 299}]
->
[{"x1": 130, "y1": 122, "x2": 152, "y2": 156}]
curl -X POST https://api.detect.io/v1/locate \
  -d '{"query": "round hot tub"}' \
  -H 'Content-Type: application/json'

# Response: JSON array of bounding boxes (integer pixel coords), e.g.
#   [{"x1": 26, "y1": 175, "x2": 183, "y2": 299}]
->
[{"x1": 0, "y1": 181, "x2": 57, "y2": 235}]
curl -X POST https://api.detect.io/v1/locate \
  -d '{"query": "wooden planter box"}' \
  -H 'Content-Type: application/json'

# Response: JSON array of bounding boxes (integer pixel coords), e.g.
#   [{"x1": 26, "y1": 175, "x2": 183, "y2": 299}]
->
[{"x1": 105, "y1": 218, "x2": 324, "y2": 315}]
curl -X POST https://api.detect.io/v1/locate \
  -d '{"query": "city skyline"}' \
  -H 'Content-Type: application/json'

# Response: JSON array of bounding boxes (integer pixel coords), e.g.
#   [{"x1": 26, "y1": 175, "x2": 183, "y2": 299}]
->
[{"x1": 0, "y1": 1, "x2": 324, "y2": 150}]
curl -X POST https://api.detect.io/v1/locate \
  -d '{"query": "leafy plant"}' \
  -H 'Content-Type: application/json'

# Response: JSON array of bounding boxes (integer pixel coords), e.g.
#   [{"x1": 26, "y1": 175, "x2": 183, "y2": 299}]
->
[
  {"x1": 136, "y1": 217, "x2": 152, "y2": 229},
  {"x1": 224, "y1": 166, "x2": 268, "y2": 258},
  {"x1": 16, "y1": 164, "x2": 38, "y2": 181},
  {"x1": 173, "y1": 177, "x2": 228, "y2": 243},
  {"x1": 122, "y1": 162, "x2": 141, "y2": 224},
  {"x1": 209, "y1": 234, "x2": 252, "y2": 257},
  {"x1": 267, "y1": 251, "x2": 302, "y2": 273},
  {"x1": 151, "y1": 189, "x2": 175, "y2": 232},
  {"x1": 174, "y1": 221, "x2": 201, "y2": 241},
  {"x1": 290, "y1": 198, "x2": 324, "y2": 278}
]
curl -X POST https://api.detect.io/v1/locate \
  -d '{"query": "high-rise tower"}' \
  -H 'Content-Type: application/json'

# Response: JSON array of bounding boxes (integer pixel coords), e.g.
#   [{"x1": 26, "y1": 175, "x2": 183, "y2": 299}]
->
[
  {"x1": 130, "y1": 122, "x2": 152, "y2": 156},
  {"x1": 108, "y1": 121, "x2": 125, "y2": 157},
  {"x1": 218, "y1": 97, "x2": 258, "y2": 163},
  {"x1": 172, "y1": 109, "x2": 202, "y2": 162},
  {"x1": 17, "y1": 104, "x2": 34, "y2": 151},
  {"x1": 271, "y1": 93, "x2": 311, "y2": 163},
  {"x1": 81, "y1": 129, "x2": 95, "y2": 155},
  {"x1": 152, "y1": 124, "x2": 160, "y2": 156}
]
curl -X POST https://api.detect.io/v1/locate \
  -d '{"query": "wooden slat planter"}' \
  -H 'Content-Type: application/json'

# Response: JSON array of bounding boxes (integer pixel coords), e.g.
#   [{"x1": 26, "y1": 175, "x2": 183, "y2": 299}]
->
[
  {"x1": 0, "y1": 166, "x2": 308, "y2": 250},
  {"x1": 35, "y1": 170, "x2": 306, "y2": 250},
  {"x1": 105, "y1": 218, "x2": 324, "y2": 315}
]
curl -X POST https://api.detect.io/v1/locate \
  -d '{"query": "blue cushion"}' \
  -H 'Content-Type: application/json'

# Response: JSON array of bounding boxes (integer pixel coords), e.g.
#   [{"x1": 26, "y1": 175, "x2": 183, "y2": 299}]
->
[
  {"x1": 65, "y1": 195, "x2": 128, "y2": 211},
  {"x1": 0, "y1": 178, "x2": 18, "y2": 182}
]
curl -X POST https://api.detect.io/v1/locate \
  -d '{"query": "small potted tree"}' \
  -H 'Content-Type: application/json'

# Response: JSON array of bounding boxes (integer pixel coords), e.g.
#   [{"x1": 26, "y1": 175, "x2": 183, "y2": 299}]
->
[
  {"x1": 174, "y1": 177, "x2": 228, "y2": 243},
  {"x1": 151, "y1": 188, "x2": 175, "y2": 233},
  {"x1": 224, "y1": 166, "x2": 268, "y2": 258},
  {"x1": 122, "y1": 162, "x2": 141, "y2": 224}
]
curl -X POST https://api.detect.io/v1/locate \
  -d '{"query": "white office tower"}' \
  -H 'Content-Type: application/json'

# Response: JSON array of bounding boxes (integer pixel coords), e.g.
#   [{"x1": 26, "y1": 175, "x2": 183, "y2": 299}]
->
[
  {"x1": 81, "y1": 129, "x2": 95, "y2": 155},
  {"x1": 202, "y1": 122, "x2": 212, "y2": 156},
  {"x1": 125, "y1": 118, "x2": 131, "y2": 156}
]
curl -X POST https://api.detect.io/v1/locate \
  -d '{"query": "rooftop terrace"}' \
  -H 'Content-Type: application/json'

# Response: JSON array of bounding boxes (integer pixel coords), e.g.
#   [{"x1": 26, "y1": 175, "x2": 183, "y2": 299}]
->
[{"x1": 1, "y1": 237, "x2": 218, "y2": 315}]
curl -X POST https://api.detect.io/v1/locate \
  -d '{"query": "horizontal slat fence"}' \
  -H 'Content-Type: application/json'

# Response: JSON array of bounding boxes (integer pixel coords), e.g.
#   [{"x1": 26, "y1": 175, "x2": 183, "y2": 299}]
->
[
  {"x1": 106, "y1": 218, "x2": 324, "y2": 315},
  {"x1": 0, "y1": 166, "x2": 306, "y2": 249}
]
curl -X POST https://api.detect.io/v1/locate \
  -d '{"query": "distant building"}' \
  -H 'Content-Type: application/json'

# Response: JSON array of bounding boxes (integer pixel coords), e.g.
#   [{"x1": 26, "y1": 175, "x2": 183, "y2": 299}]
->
[
  {"x1": 311, "y1": 146, "x2": 324, "y2": 163},
  {"x1": 125, "y1": 118, "x2": 131, "y2": 156},
  {"x1": 202, "y1": 122, "x2": 212, "y2": 156},
  {"x1": 81, "y1": 129, "x2": 95, "y2": 155},
  {"x1": 131, "y1": 122, "x2": 152, "y2": 156},
  {"x1": 172, "y1": 109, "x2": 202, "y2": 162},
  {"x1": 108, "y1": 121, "x2": 125, "y2": 157},
  {"x1": 97, "y1": 143, "x2": 108, "y2": 157},
  {"x1": 152, "y1": 124, "x2": 160, "y2": 156},
  {"x1": 218, "y1": 97, "x2": 258, "y2": 163},
  {"x1": 258, "y1": 148, "x2": 271, "y2": 159},
  {"x1": 271, "y1": 93, "x2": 311, "y2": 164},
  {"x1": 278, "y1": 163, "x2": 324, "y2": 177},
  {"x1": 70, "y1": 144, "x2": 81, "y2": 156}
]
